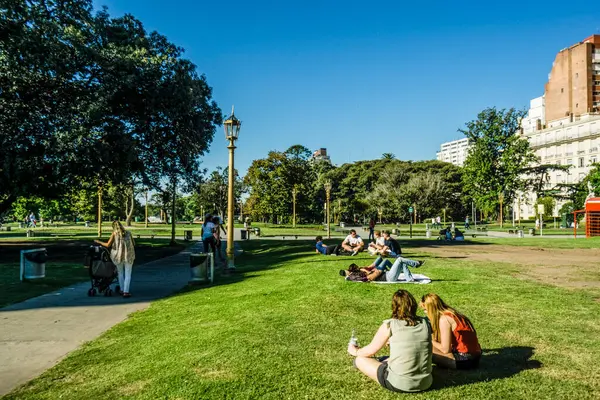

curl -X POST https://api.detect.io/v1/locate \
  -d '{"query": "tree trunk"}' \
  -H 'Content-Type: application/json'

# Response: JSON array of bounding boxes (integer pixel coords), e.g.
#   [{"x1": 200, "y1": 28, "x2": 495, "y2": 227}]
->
[
  {"x1": 171, "y1": 178, "x2": 177, "y2": 246},
  {"x1": 125, "y1": 185, "x2": 135, "y2": 226}
]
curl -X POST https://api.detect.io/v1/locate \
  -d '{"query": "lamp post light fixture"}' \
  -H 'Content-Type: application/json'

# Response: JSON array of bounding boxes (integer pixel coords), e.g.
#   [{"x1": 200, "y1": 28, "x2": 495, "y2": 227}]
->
[
  {"x1": 223, "y1": 106, "x2": 241, "y2": 269},
  {"x1": 324, "y1": 180, "x2": 332, "y2": 239},
  {"x1": 377, "y1": 206, "x2": 383, "y2": 224}
]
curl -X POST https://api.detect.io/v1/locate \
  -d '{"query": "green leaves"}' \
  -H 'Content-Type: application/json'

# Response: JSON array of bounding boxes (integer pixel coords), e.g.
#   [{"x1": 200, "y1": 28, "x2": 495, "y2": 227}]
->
[{"x1": 462, "y1": 107, "x2": 536, "y2": 215}]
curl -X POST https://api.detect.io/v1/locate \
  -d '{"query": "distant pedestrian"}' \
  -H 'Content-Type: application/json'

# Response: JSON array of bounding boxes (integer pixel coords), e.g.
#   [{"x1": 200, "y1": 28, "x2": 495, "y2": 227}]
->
[
  {"x1": 201, "y1": 214, "x2": 217, "y2": 255},
  {"x1": 212, "y1": 215, "x2": 226, "y2": 263},
  {"x1": 464, "y1": 216, "x2": 470, "y2": 230},
  {"x1": 368, "y1": 218, "x2": 376, "y2": 242},
  {"x1": 95, "y1": 220, "x2": 136, "y2": 298},
  {"x1": 436, "y1": 216, "x2": 441, "y2": 229},
  {"x1": 28, "y1": 212, "x2": 37, "y2": 228}
]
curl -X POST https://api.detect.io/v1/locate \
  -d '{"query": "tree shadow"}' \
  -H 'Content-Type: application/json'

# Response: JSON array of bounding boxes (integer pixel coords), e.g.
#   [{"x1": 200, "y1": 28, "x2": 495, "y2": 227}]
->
[{"x1": 429, "y1": 346, "x2": 542, "y2": 390}]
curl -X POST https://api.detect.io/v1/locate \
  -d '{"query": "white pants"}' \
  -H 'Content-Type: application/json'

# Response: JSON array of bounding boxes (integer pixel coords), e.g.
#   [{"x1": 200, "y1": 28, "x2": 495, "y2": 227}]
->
[{"x1": 115, "y1": 262, "x2": 133, "y2": 293}]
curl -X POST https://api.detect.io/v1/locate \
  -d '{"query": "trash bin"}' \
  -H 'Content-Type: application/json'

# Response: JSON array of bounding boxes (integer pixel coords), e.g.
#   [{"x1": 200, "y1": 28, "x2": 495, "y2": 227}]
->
[
  {"x1": 254, "y1": 227, "x2": 261, "y2": 237},
  {"x1": 518, "y1": 230, "x2": 524, "y2": 238},
  {"x1": 26, "y1": 229, "x2": 35, "y2": 238},
  {"x1": 340, "y1": 222, "x2": 345, "y2": 228},
  {"x1": 426, "y1": 230, "x2": 431, "y2": 239},
  {"x1": 5, "y1": 226, "x2": 10, "y2": 232},
  {"x1": 21, "y1": 248, "x2": 47, "y2": 280},
  {"x1": 85, "y1": 221, "x2": 90, "y2": 228},
  {"x1": 184, "y1": 230, "x2": 193, "y2": 241},
  {"x1": 241, "y1": 229, "x2": 247, "y2": 240},
  {"x1": 189, "y1": 252, "x2": 213, "y2": 284},
  {"x1": 529, "y1": 228, "x2": 535, "y2": 236}
]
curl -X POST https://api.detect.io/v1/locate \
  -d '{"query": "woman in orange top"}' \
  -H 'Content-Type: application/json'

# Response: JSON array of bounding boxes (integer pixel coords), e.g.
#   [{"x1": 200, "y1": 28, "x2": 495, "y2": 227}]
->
[{"x1": 420, "y1": 293, "x2": 481, "y2": 369}]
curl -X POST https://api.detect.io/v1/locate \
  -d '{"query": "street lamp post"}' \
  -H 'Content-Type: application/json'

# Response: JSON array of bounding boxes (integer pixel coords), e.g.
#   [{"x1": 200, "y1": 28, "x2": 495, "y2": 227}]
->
[
  {"x1": 223, "y1": 106, "x2": 241, "y2": 269},
  {"x1": 324, "y1": 180, "x2": 332, "y2": 239},
  {"x1": 377, "y1": 206, "x2": 383, "y2": 224}
]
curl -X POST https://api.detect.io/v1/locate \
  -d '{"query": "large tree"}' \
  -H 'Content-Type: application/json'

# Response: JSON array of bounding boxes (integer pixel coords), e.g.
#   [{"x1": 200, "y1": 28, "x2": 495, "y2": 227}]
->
[{"x1": 461, "y1": 107, "x2": 537, "y2": 219}]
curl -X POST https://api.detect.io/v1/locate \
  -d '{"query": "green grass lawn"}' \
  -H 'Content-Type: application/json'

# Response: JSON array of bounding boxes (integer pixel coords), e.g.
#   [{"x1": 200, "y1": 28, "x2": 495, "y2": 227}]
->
[
  {"x1": 0, "y1": 262, "x2": 89, "y2": 308},
  {"x1": 0, "y1": 238, "x2": 187, "y2": 308},
  {"x1": 5, "y1": 240, "x2": 600, "y2": 399}
]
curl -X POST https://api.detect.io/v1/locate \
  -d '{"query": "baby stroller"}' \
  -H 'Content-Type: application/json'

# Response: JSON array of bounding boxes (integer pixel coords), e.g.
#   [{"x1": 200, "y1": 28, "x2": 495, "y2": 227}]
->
[{"x1": 83, "y1": 245, "x2": 118, "y2": 297}]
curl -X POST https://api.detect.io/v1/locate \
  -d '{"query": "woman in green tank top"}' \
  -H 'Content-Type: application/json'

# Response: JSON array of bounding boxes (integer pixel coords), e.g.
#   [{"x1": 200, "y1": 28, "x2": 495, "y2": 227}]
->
[{"x1": 347, "y1": 290, "x2": 433, "y2": 393}]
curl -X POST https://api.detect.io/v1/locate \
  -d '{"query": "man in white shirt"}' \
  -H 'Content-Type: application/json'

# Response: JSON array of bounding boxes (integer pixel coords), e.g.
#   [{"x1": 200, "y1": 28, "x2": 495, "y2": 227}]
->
[{"x1": 341, "y1": 229, "x2": 364, "y2": 256}]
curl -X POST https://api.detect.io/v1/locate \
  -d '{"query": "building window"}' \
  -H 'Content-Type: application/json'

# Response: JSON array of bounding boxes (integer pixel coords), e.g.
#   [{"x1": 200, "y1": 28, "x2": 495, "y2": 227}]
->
[
  {"x1": 576, "y1": 103, "x2": 579, "y2": 108},
  {"x1": 576, "y1": 73, "x2": 579, "y2": 78},
  {"x1": 579, "y1": 157, "x2": 585, "y2": 167},
  {"x1": 561, "y1": 88, "x2": 564, "y2": 93},
  {"x1": 567, "y1": 159, "x2": 572, "y2": 165},
  {"x1": 592, "y1": 156, "x2": 598, "y2": 164}
]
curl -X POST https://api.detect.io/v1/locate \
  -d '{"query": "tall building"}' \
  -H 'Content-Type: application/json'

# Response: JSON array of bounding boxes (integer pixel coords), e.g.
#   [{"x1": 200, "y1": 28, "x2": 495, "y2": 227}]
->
[
  {"x1": 436, "y1": 138, "x2": 470, "y2": 166},
  {"x1": 518, "y1": 34, "x2": 600, "y2": 219},
  {"x1": 311, "y1": 148, "x2": 331, "y2": 163}
]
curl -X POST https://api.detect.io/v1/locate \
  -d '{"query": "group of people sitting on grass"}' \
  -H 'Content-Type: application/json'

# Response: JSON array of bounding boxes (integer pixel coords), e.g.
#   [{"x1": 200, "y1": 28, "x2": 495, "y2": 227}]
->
[
  {"x1": 348, "y1": 290, "x2": 481, "y2": 393},
  {"x1": 315, "y1": 229, "x2": 401, "y2": 257},
  {"x1": 438, "y1": 227, "x2": 465, "y2": 241},
  {"x1": 316, "y1": 229, "x2": 423, "y2": 283}
]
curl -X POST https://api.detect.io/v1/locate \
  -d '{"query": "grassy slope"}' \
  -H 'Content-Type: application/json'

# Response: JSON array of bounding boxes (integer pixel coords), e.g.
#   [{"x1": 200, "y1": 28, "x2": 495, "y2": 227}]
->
[{"x1": 4, "y1": 241, "x2": 600, "y2": 399}]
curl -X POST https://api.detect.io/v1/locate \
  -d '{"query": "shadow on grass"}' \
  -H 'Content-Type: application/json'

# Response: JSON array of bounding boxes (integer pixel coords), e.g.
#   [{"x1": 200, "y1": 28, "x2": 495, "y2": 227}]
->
[{"x1": 430, "y1": 346, "x2": 541, "y2": 390}]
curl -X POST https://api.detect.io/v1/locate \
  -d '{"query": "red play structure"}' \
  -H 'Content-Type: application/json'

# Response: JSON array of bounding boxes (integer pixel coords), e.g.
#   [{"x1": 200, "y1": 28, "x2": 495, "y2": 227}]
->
[{"x1": 574, "y1": 197, "x2": 600, "y2": 238}]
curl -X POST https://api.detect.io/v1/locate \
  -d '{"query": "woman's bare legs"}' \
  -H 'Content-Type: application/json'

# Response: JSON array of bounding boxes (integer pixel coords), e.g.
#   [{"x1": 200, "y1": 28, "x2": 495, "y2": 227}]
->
[
  {"x1": 354, "y1": 356, "x2": 383, "y2": 382},
  {"x1": 432, "y1": 347, "x2": 457, "y2": 369}
]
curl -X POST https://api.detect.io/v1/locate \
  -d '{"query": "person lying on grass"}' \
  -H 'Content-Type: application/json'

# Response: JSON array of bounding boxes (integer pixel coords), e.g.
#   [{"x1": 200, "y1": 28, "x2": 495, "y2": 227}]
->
[
  {"x1": 339, "y1": 256, "x2": 424, "y2": 282},
  {"x1": 347, "y1": 289, "x2": 433, "y2": 393},
  {"x1": 341, "y1": 229, "x2": 364, "y2": 255},
  {"x1": 315, "y1": 236, "x2": 340, "y2": 256},
  {"x1": 420, "y1": 293, "x2": 481, "y2": 370}
]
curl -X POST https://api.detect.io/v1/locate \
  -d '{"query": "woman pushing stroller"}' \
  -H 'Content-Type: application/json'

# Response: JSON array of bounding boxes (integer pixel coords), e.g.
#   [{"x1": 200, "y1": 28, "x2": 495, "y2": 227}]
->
[{"x1": 95, "y1": 220, "x2": 136, "y2": 298}]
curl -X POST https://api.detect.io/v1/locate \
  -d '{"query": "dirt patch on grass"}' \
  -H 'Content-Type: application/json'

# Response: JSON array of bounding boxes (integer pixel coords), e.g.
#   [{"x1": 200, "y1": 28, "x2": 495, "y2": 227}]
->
[{"x1": 416, "y1": 243, "x2": 600, "y2": 290}]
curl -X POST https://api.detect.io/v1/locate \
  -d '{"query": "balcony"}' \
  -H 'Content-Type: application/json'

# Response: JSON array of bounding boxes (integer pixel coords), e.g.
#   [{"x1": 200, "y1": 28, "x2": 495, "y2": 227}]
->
[
  {"x1": 590, "y1": 147, "x2": 598, "y2": 154},
  {"x1": 565, "y1": 152, "x2": 574, "y2": 156},
  {"x1": 578, "y1": 150, "x2": 586, "y2": 155}
]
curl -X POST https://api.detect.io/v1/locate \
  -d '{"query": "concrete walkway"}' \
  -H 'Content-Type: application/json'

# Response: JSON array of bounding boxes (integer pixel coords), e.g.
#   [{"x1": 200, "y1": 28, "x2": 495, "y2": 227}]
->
[{"x1": 0, "y1": 239, "x2": 240, "y2": 396}]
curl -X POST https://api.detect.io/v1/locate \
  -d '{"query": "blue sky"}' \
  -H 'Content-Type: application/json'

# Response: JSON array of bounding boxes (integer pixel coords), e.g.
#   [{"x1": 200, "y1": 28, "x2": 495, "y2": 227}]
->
[{"x1": 93, "y1": 0, "x2": 600, "y2": 175}]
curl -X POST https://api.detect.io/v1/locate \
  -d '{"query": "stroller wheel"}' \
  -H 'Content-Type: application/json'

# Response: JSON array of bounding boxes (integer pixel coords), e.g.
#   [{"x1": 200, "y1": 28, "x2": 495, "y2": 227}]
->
[
  {"x1": 88, "y1": 288, "x2": 96, "y2": 297},
  {"x1": 115, "y1": 285, "x2": 121, "y2": 295},
  {"x1": 105, "y1": 289, "x2": 113, "y2": 297}
]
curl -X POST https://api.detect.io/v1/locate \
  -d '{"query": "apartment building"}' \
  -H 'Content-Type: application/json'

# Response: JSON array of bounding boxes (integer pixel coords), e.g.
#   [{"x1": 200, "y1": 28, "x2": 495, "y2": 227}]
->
[
  {"x1": 311, "y1": 148, "x2": 331, "y2": 163},
  {"x1": 518, "y1": 34, "x2": 600, "y2": 219},
  {"x1": 436, "y1": 138, "x2": 470, "y2": 167}
]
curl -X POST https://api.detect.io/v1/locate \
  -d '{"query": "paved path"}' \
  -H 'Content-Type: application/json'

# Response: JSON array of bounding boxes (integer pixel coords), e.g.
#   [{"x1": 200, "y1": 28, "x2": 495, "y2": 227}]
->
[{"x1": 0, "y1": 239, "x2": 241, "y2": 397}]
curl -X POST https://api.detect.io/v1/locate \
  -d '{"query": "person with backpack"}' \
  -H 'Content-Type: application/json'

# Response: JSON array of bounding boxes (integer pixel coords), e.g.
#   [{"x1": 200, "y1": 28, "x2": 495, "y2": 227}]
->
[{"x1": 94, "y1": 220, "x2": 136, "y2": 298}]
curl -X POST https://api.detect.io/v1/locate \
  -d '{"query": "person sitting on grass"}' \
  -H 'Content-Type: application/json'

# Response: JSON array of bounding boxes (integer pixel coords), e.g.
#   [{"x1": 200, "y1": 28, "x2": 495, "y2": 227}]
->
[
  {"x1": 420, "y1": 293, "x2": 481, "y2": 370},
  {"x1": 315, "y1": 236, "x2": 340, "y2": 256},
  {"x1": 347, "y1": 289, "x2": 433, "y2": 393},
  {"x1": 367, "y1": 230, "x2": 385, "y2": 255},
  {"x1": 341, "y1": 229, "x2": 364, "y2": 255},
  {"x1": 454, "y1": 228, "x2": 465, "y2": 241},
  {"x1": 382, "y1": 231, "x2": 402, "y2": 257},
  {"x1": 340, "y1": 256, "x2": 424, "y2": 282}
]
